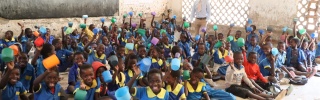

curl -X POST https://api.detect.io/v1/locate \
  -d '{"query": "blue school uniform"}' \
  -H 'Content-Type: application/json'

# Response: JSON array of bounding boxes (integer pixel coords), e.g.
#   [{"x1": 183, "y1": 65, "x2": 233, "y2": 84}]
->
[
  {"x1": 36, "y1": 57, "x2": 45, "y2": 77},
  {"x1": 258, "y1": 58, "x2": 282, "y2": 76},
  {"x1": 1, "y1": 81, "x2": 27, "y2": 100},
  {"x1": 77, "y1": 42, "x2": 85, "y2": 48},
  {"x1": 67, "y1": 45, "x2": 84, "y2": 53},
  {"x1": 199, "y1": 79, "x2": 236, "y2": 100},
  {"x1": 246, "y1": 44, "x2": 260, "y2": 57},
  {"x1": 286, "y1": 48, "x2": 306, "y2": 67},
  {"x1": 166, "y1": 84, "x2": 186, "y2": 100},
  {"x1": 178, "y1": 41, "x2": 191, "y2": 58},
  {"x1": 167, "y1": 33, "x2": 174, "y2": 44},
  {"x1": 230, "y1": 39, "x2": 242, "y2": 52},
  {"x1": 104, "y1": 45, "x2": 114, "y2": 58},
  {"x1": 133, "y1": 86, "x2": 169, "y2": 100},
  {"x1": 56, "y1": 49, "x2": 73, "y2": 72},
  {"x1": 87, "y1": 50, "x2": 106, "y2": 64},
  {"x1": 246, "y1": 33, "x2": 259, "y2": 47},
  {"x1": 257, "y1": 49, "x2": 267, "y2": 64},
  {"x1": 34, "y1": 82, "x2": 62, "y2": 100},
  {"x1": 124, "y1": 69, "x2": 143, "y2": 87},
  {"x1": 41, "y1": 35, "x2": 55, "y2": 44},
  {"x1": 278, "y1": 51, "x2": 287, "y2": 65},
  {"x1": 74, "y1": 79, "x2": 100, "y2": 100},
  {"x1": 20, "y1": 36, "x2": 34, "y2": 53},
  {"x1": 213, "y1": 50, "x2": 230, "y2": 75},
  {"x1": 107, "y1": 71, "x2": 126, "y2": 99},
  {"x1": 119, "y1": 38, "x2": 127, "y2": 46},
  {"x1": 150, "y1": 58, "x2": 164, "y2": 70},
  {"x1": 164, "y1": 44, "x2": 172, "y2": 58},
  {"x1": 315, "y1": 43, "x2": 320, "y2": 57},
  {"x1": 185, "y1": 81, "x2": 207, "y2": 100},
  {"x1": 191, "y1": 53, "x2": 204, "y2": 68},
  {"x1": 19, "y1": 64, "x2": 35, "y2": 91},
  {"x1": 3, "y1": 38, "x2": 17, "y2": 47},
  {"x1": 0, "y1": 40, "x2": 4, "y2": 52},
  {"x1": 70, "y1": 34, "x2": 80, "y2": 40},
  {"x1": 68, "y1": 63, "x2": 80, "y2": 85}
]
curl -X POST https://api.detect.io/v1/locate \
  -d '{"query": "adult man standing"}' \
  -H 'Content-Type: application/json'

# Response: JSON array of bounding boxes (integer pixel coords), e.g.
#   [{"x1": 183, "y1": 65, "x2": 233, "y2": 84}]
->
[{"x1": 190, "y1": 0, "x2": 211, "y2": 37}]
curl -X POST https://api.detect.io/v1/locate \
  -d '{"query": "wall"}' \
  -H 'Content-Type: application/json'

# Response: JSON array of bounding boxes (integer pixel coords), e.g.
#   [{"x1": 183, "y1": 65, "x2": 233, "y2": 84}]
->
[{"x1": 0, "y1": 0, "x2": 169, "y2": 37}]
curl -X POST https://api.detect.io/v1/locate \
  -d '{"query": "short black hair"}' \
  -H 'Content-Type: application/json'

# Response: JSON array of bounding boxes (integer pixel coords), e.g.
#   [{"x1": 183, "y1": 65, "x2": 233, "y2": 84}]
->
[
  {"x1": 137, "y1": 45, "x2": 146, "y2": 50},
  {"x1": 171, "y1": 46, "x2": 181, "y2": 55},
  {"x1": 117, "y1": 45, "x2": 125, "y2": 51},
  {"x1": 147, "y1": 69, "x2": 163, "y2": 79},
  {"x1": 302, "y1": 39, "x2": 309, "y2": 43},
  {"x1": 192, "y1": 67, "x2": 204, "y2": 74},
  {"x1": 250, "y1": 25, "x2": 256, "y2": 30},
  {"x1": 5, "y1": 30, "x2": 13, "y2": 35},
  {"x1": 52, "y1": 39, "x2": 61, "y2": 46},
  {"x1": 124, "y1": 53, "x2": 138, "y2": 69},
  {"x1": 233, "y1": 51, "x2": 242, "y2": 58},
  {"x1": 248, "y1": 52, "x2": 257, "y2": 56},
  {"x1": 292, "y1": 38, "x2": 300, "y2": 44},
  {"x1": 262, "y1": 42, "x2": 273, "y2": 48},
  {"x1": 153, "y1": 46, "x2": 161, "y2": 53},
  {"x1": 74, "y1": 52, "x2": 87, "y2": 59},
  {"x1": 218, "y1": 33, "x2": 223, "y2": 36},
  {"x1": 41, "y1": 43, "x2": 54, "y2": 59},
  {"x1": 79, "y1": 64, "x2": 93, "y2": 75},
  {"x1": 278, "y1": 41, "x2": 285, "y2": 45},
  {"x1": 236, "y1": 30, "x2": 242, "y2": 33},
  {"x1": 170, "y1": 70, "x2": 181, "y2": 78}
]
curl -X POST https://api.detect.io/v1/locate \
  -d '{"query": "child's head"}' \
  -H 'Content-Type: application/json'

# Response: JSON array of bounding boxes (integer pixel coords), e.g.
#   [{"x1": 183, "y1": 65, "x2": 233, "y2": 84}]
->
[
  {"x1": 72, "y1": 29, "x2": 78, "y2": 35},
  {"x1": 123, "y1": 22, "x2": 129, "y2": 29},
  {"x1": 197, "y1": 43, "x2": 206, "y2": 55},
  {"x1": 290, "y1": 38, "x2": 300, "y2": 48},
  {"x1": 166, "y1": 70, "x2": 181, "y2": 85},
  {"x1": 171, "y1": 46, "x2": 181, "y2": 58},
  {"x1": 117, "y1": 57, "x2": 125, "y2": 72},
  {"x1": 74, "y1": 52, "x2": 86, "y2": 67},
  {"x1": 8, "y1": 66, "x2": 21, "y2": 85},
  {"x1": 277, "y1": 42, "x2": 286, "y2": 53},
  {"x1": 5, "y1": 30, "x2": 13, "y2": 40},
  {"x1": 81, "y1": 36, "x2": 89, "y2": 45},
  {"x1": 190, "y1": 68, "x2": 204, "y2": 85},
  {"x1": 52, "y1": 39, "x2": 62, "y2": 50},
  {"x1": 180, "y1": 33, "x2": 187, "y2": 42},
  {"x1": 301, "y1": 39, "x2": 309, "y2": 50},
  {"x1": 92, "y1": 61, "x2": 107, "y2": 79},
  {"x1": 80, "y1": 64, "x2": 95, "y2": 86},
  {"x1": 235, "y1": 30, "x2": 242, "y2": 39},
  {"x1": 218, "y1": 33, "x2": 224, "y2": 40},
  {"x1": 66, "y1": 35, "x2": 71, "y2": 45},
  {"x1": 265, "y1": 36, "x2": 272, "y2": 43},
  {"x1": 233, "y1": 51, "x2": 244, "y2": 66},
  {"x1": 147, "y1": 69, "x2": 163, "y2": 94},
  {"x1": 96, "y1": 44, "x2": 105, "y2": 56},
  {"x1": 218, "y1": 42, "x2": 226, "y2": 52},
  {"x1": 89, "y1": 24, "x2": 96, "y2": 31},
  {"x1": 262, "y1": 42, "x2": 272, "y2": 55},
  {"x1": 250, "y1": 25, "x2": 256, "y2": 32},
  {"x1": 45, "y1": 68, "x2": 59, "y2": 89},
  {"x1": 46, "y1": 28, "x2": 51, "y2": 34},
  {"x1": 250, "y1": 36, "x2": 257, "y2": 45},
  {"x1": 41, "y1": 43, "x2": 55, "y2": 59},
  {"x1": 25, "y1": 28, "x2": 33, "y2": 38},
  {"x1": 137, "y1": 45, "x2": 147, "y2": 58},
  {"x1": 17, "y1": 53, "x2": 28, "y2": 67},
  {"x1": 225, "y1": 42, "x2": 231, "y2": 50},
  {"x1": 117, "y1": 45, "x2": 125, "y2": 57},
  {"x1": 207, "y1": 35, "x2": 215, "y2": 43},
  {"x1": 102, "y1": 36, "x2": 109, "y2": 46},
  {"x1": 151, "y1": 46, "x2": 161, "y2": 58},
  {"x1": 248, "y1": 52, "x2": 257, "y2": 64},
  {"x1": 90, "y1": 43, "x2": 97, "y2": 50},
  {"x1": 309, "y1": 42, "x2": 315, "y2": 51},
  {"x1": 125, "y1": 54, "x2": 138, "y2": 70},
  {"x1": 162, "y1": 36, "x2": 169, "y2": 44},
  {"x1": 71, "y1": 39, "x2": 78, "y2": 48}
]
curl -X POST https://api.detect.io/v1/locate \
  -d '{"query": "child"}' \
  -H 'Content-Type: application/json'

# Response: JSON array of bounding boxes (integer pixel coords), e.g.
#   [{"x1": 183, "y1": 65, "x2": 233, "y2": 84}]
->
[
  {"x1": 150, "y1": 46, "x2": 166, "y2": 71},
  {"x1": 184, "y1": 68, "x2": 210, "y2": 100},
  {"x1": 73, "y1": 64, "x2": 101, "y2": 100},
  {"x1": 84, "y1": 35, "x2": 106, "y2": 64},
  {"x1": 213, "y1": 41, "x2": 230, "y2": 76},
  {"x1": 92, "y1": 61, "x2": 108, "y2": 96},
  {"x1": 246, "y1": 36, "x2": 260, "y2": 57},
  {"x1": 102, "y1": 36, "x2": 114, "y2": 58},
  {"x1": 205, "y1": 35, "x2": 215, "y2": 54},
  {"x1": 162, "y1": 36, "x2": 172, "y2": 59},
  {"x1": 18, "y1": 53, "x2": 35, "y2": 92},
  {"x1": 137, "y1": 45, "x2": 147, "y2": 61},
  {"x1": 52, "y1": 39, "x2": 73, "y2": 72},
  {"x1": 257, "y1": 43, "x2": 272, "y2": 64},
  {"x1": 0, "y1": 62, "x2": 29, "y2": 100},
  {"x1": 229, "y1": 30, "x2": 242, "y2": 52},
  {"x1": 33, "y1": 67, "x2": 66, "y2": 100},
  {"x1": 67, "y1": 39, "x2": 84, "y2": 53},
  {"x1": 117, "y1": 45, "x2": 126, "y2": 61},
  {"x1": 217, "y1": 33, "x2": 224, "y2": 41},
  {"x1": 225, "y1": 52, "x2": 278, "y2": 99},
  {"x1": 128, "y1": 68, "x2": 170, "y2": 100},
  {"x1": 42, "y1": 29, "x2": 55, "y2": 44},
  {"x1": 67, "y1": 52, "x2": 86, "y2": 94},
  {"x1": 165, "y1": 70, "x2": 186, "y2": 100},
  {"x1": 191, "y1": 43, "x2": 206, "y2": 68},
  {"x1": 246, "y1": 25, "x2": 259, "y2": 45},
  {"x1": 124, "y1": 54, "x2": 145, "y2": 87},
  {"x1": 31, "y1": 43, "x2": 55, "y2": 77},
  {"x1": 107, "y1": 57, "x2": 126, "y2": 99},
  {"x1": 178, "y1": 33, "x2": 191, "y2": 59},
  {"x1": 3, "y1": 30, "x2": 17, "y2": 47}
]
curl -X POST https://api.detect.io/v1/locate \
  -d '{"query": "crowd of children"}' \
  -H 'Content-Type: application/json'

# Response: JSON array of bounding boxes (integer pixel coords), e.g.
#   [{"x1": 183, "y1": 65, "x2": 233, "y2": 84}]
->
[{"x1": 0, "y1": 9, "x2": 320, "y2": 100}]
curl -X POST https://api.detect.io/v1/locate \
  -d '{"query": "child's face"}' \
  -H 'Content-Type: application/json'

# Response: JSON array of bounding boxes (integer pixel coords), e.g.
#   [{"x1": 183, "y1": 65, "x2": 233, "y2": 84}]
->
[
  {"x1": 74, "y1": 54, "x2": 86, "y2": 66},
  {"x1": 72, "y1": 29, "x2": 78, "y2": 35},
  {"x1": 26, "y1": 29, "x2": 33, "y2": 37},
  {"x1": 277, "y1": 44, "x2": 285, "y2": 53},
  {"x1": 190, "y1": 72, "x2": 203, "y2": 85},
  {"x1": 302, "y1": 42, "x2": 308, "y2": 50},
  {"x1": 180, "y1": 34, "x2": 186, "y2": 42},
  {"x1": 219, "y1": 43, "x2": 225, "y2": 52},
  {"x1": 9, "y1": 69, "x2": 20, "y2": 85},
  {"x1": 248, "y1": 54, "x2": 257, "y2": 64},
  {"x1": 55, "y1": 40, "x2": 63, "y2": 50},
  {"x1": 118, "y1": 47, "x2": 125, "y2": 57},
  {"x1": 102, "y1": 37, "x2": 109, "y2": 46},
  {"x1": 82, "y1": 37, "x2": 89, "y2": 45},
  {"x1": 234, "y1": 53, "x2": 244, "y2": 66},
  {"x1": 5, "y1": 32, "x2": 13, "y2": 39},
  {"x1": 45, "y1": 71, "x2": 59, "y2": 89},
  {"x1": 290, "y1": 40, "x2": 297, "y2": 48},
  {"x1": 151, "y1": 49, "x2": 159, "y2": 58},
  {"x1": 162, "y1": 36, "x2": 169, "y2": 44},
  {"x1": 218, "y1": 34, "x2": 224, "y2": 40},
  {"x1": 118, "y1": 60, "x2": 125, "y2": 72},
  {"x1": 71, "y1": 39, "x2": 78, "y2": 48},
  {"x1": 166, "y1": 74, "x2": 176, "y2": 85},
  {"x1": 265, "y1": 37, "x2": 272, "y2": 43},
  {"x1": 225, "y1": 42, "x2": 231, "y2": 50},
  {"x1": 262, "y1": 45, "x2": 271, "y2": 55},
  {"x1": 198, "y1": 45, "x2": 205, "y2": 55},
  {"x1": 250, "y1": 37, "x2": 256, "y2": 45},
  {"x1": 207, "y1": 36, "x2": 213, "y2": 43},
  {"x1": 91, "y1": 44, "x2": 97, "y2": 50},
  {"x1": 80, "y1": 68, "x2": 94, "y2": 86},
  {"x1": 235, "y1": 32, "x2": 241, "y2": 39},
  {"x1": 128, "y1": 59, "x2": 137, "y2": 69},
  {"x1": 46, "y1": 29, "x2": 51, "y2": 34},
  {"x1": 148, "y1": 73, "x2": 162, "y2": 94},
  {"x1": 97, "y1": 45, "x2": 105, "y2": 56},
  {"x1": 97, "y1": 67, "x2": 106, "y2": 78},
  {"x1": 50, "y1": 46, "x2": 56, "y2": 56},
  {"x1": 18, "y1": 53, "x2": 28, "y2": 67},
  {"x1": 138, "y1": 48, "x2": 147, "y2": 58},
  {"x1": 309, "y1": 43, "x2": 315, "y2": 51}
]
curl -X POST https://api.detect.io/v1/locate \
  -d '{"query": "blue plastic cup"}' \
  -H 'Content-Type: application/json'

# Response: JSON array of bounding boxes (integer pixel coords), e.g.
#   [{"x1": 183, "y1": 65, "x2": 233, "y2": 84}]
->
[
  {"x1": 195, "y1": 35, "x2": 200, "y2": 41},
  {"x1": 68, "y1": 22, "x2": 73, "y2": 27},
  {"x1": 75, "y1": 89, "x2": 87, "y2": 100},
  {"x1": 100, "y1": 18, "x2": 105, "y2": 23},
  {"x1": 125, "y1": 43, "x2": 134, "y2": 50},
  {"x1": 271, "y1": 48, "x2": 279, "y2": 56},
  {"x1": 173, "y1": 15, "x2": 177, "y2": 19},
  {"x1": 171, "y1": 58, "x2": 181, "y2": 71},
  {"x1": 138, "y1": 58, "x2": 151, "y2": 72},
  {"x1": 82, "y1": 15, "x2": 88, "y2": 19},
  {"x1": 248, "y1": 19, "x2": 253, "y2": 24},
  {"x1": 259, "y1": 29, "x2": 265, "y2": 35},
  {"x1": 93, "y1": 28, "x2": 99, "y2": 35},
  {"x1": 39, "y1": 26, "x2": 47, "y2": 35},
  {"x1": 128, "y1": 12, "x2": 133, "y2": 16},
  {"x1": 109, "y1": 55, "x2": 118, "y2": 67},
  {"x1": 115, "y1": 86, "x2": 131, "y2": 100},
  {"x1": 246, "y1": 26, "x2": 253, "y2": 32},
  {"x1": 102, "y1": 70, "x2": 112, "y2": 83}
]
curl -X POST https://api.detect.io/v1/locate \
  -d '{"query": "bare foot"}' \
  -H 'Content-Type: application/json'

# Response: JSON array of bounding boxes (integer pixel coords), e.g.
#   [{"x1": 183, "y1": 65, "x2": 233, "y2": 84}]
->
[{"x1": 307, "y1": 68, "x2": 317, "y2": 78}]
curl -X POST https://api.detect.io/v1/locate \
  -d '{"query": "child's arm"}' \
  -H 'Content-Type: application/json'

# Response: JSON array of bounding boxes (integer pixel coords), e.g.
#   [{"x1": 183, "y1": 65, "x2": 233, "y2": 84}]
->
[
  {"x1": 100, "y1": 82, "x2": 107, "y2": 96},
  {"x1": 151, "y1": 14, "x2": 155, "y2": 28},
  {"x1": 84, "y1": 34, "x2": 96, "y2": 53},
  {"x1": 61, "y1": 27, "x2": 67, "y2": 49},
  {"x1": 94, "y1": 92, "x2": 100, "y2": 100},
  {"x1": 242, "y1": 70, "x2": 261, "y2": 93},
  {"x1": 249, "y1": 79, "x2": 265, "y2": 92},
  {"x1": 226, "y1": 27, "x2": 232, "y2": 37},
  {"x1": 129, "y1": 15, "x2": 132, "y2": 29},
  {"x1": 128, "y1": 65, "x2": 141, "y2": 95},
  {"x1": 203, "y1": 92, "x2": 210, "y2": 100},
  {"x1": 112, "y1": 66, "x2": 119, "y2": 84},
  {"x1": 31, "y1": 47, "x2": 42, "y2": 66},
  {"x1": 203, "y1": 65, "x2": 212, "y2": 79},
  {"x1": 33, "y1": 68, "x2": 52, "y2": 92},
  {"x1": 17, "y1": 23, "x2": 24, "y2": 42},
  {"x1": 183, "y1": 80, "x2": 188, "y2": 97},
  {"x1": 0, "y1": 62, "x2": 14, "y2": 89}
]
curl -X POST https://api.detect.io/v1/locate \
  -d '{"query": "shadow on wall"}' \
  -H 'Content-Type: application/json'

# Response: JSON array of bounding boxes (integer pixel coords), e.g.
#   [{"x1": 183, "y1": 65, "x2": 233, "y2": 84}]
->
[{"x1": 0, "y1": 0, "x2": 119, "y2": 19}]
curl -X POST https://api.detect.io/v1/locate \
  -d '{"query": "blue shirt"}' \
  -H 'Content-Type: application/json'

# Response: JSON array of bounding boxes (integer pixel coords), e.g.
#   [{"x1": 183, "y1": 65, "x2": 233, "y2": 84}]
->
[
  {"x1": 185, "y1": 81, "x2": 207, "y2": 100},
  {"x1": 19, "y1": 64, "x2": 35, "y2": 91},
  {"x1": 41, "y1": 35, "x2": 55, "y2": 44},
  {"x1": 230, "y1": 39, "x2": 241, "y2": 52},
  {"x1": 124, "y1": 69, "x2": 143, "y2": 87},
  {"x1": 257, "y1": 49, "x2": 267, "y2": 64},
  {"x1": 258, "y1": 58, "x2": 282, "y2": 76},
  {"x1": 246, "y1": 44, "x2": 260, "y2": 57},
  {"x1": 190, "y1": 0, "x2": 211, "y2": 21},
  {"x1": 87, "y1": 50, "x2": 106, "y2": 64},
  {"x1": 70, "y1": 34, "x2": 80, "y2": 40},
  {"x1": 67, "y1": 46, "x2": 84, "y2": 53},
  {"x1": 191, "y1": 53, "x2": 204, "y2": 68},
  {"x1": 3, "y1": 38, "x2": 17, "y2": 47},
  {"x1": 107, "y1": 71, "x2": 125, "y2": 91},
  {"x1": 277, "y1": 51, "x2": 287, "y2": 65},
  {"x1": 104, "y1": 45, "x2": 114, "y2": 58},
  {"x1": 178, "y1": 41, "x2": 191, "y2": 58},
  {"x1": 36, "y1": 57, "x2": 45, "y2": 77},
  {"x1": 166, "y1": 84, "x2": 186, "y2": 100},
  {"x1": 1, "y1": 82, "x2": 27, "y2": 100},
  {"x1": 0, "y1": 40, "x2": 4, "y2": 52},
  {"x1": 133, "y1": 86, "x2": 169, "y2": 100},
  {"x1": 286, "y1": 48, "x2": 306, "y2": 66},
  {"x1": 68, "y1": 63, "x2": 80, "y2": 85},
  {"x1": 74, "y1": 80, "x2": 100, "y2": 100},
  {"x1": 56, "y1": 49, "x2": 73, "y2": 72},
  {"x1": 34, "y1": 83, "x2": 62, "y2": 100},
  {"x1": 150, "y1": 58, "x2": 164, "y2": 70},
  {"x1": 246, "y1": 33, "x2": 259, "y2": 47}
]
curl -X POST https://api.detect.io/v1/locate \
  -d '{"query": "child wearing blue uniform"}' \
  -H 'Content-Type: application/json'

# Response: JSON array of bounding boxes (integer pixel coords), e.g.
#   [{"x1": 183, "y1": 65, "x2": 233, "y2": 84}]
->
[
  {"x1": 184, "y1": 68, "x2": 210, "y2": 100},
  {"x1": 128, "y1": 68, "x2": 170, "y2": 100},
  {"x1": 66, "y1": 52, "x2": 86, "y2": 94},
  {"x1": 31, "y1": 43, "x2": 56, "y2": 77},
  {"x1": 257, "y1": 43, "x2": 272, "y2": 64},
  {"x1": 42, "y1": 32, "x2": 55, "y2": 45},
  {"x1": 52, "y1": 39, "x2": 73, "y2": 72},
  {"x1": 229, "y1": 30, "x2": 242, "y2": 52},
  {"x1": 3, "y1": 31, "x2": 17, "y2": 47},
  {"x1": 213, "y1": 42, "x2": 230, "y2": 75},
  {"x1": 124, "y1": 54, "x2": 145, "y2": 87},
  {"x1": 17, "y1": 53, "x2": 35, "y2": 92},
  {"x1": 286, "y1": 38, "x2": 308, "y2": 73},
  {"x1": 178, "y1": 33, "x2": 191, "y2": 59},
  {"x1": 101, "y1": 36, "x2": 114, "y2": 58},
  {"x1": 246, "y1": 35, "x2": 260, "y2": 57},
  {"x1": 0, "y1": 62, "x2": 28, "y2": 100},
  {"x1": 67, "y1": 39, "x2": 84, "y2": 53},
  {"x1": 150, "y1": 47, "x2": 166, "y2": 71},
  {"x1": 191, "y1": 43, "x2": 206, "y2": 68},
  {"x1": 33, "y1": 67, "x2": 66, "y2": 100},
  {"x1": 18, "y1": 28, "x2": 35, "y2": 53},
  {"x1": 137, "y1": 45, "x2": 147, "y2": 61},
  {"x1": 165, "y1": 70, "x2": 186, "y2": 100},
  {"x1": 84, "y1": 35, "x2": 107, "y2": 64},
  {"x1": 107, "y1": 58, "x2": 126, "y2": 99},
  {"x1": 91, "y1": 61, "x2": 108, "y2": 96}
]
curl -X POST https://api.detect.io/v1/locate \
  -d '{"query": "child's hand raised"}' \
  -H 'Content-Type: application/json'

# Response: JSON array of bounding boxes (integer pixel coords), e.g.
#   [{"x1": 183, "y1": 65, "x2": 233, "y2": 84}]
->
[
  {"x1": 80, "y1": 82, "x2": 86, "y2": 90},
  {"x1": 114, "y1": 65, "x2": 119, "y2": 72},
  {"x1": 18, "y1": 23, "x2": 24, "y2": 29},
  {"x1": 36, "y1": 46, "x2": 43, "y2": 51},
  {"x1": 132, "y1": 64, "x2": 141, "y2": 75},
  {"x1": 6, "y1": 61, "x2": 14, "y2": 70}
]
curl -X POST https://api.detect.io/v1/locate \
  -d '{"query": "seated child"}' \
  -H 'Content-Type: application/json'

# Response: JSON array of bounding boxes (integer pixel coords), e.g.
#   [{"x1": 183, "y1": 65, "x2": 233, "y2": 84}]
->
[
  {"x1": 73, "y1": 64, "x2": 101, "y2": 100},
  {"x1": 3, "y1": 30, "x2": 17, "y2": 47},
  {"x1": 52, "y1": 39, "x2": 73, "y2": 72},
  {"x1": 31, "y1": 43, "x2": 55, "y2": 77},
  {"x1": 230, "y1": 30, "x2": 242, "y2": 52},
  {"x1": 213, "y1": 41, "x2": 230, "y2": 76},
  {"x1": 67, "y1": 52, "x2": 86, "y2": 94},
  {"x1": 18, "y1": 53, "x2": 35, "y2": 92},
  {"x1": 101, "y1": 36, "x2": 114, "y2": 58},
  {"x1": 150, "y1": 47, "x2": 166, "y2": 71},
  {"x1": 225, "y1": 52, "x2": 278, "y2": 99},
  {"x1": 178, "y1": 33, "x2": 191, "y2": 60},
  {"x1": 41, "y1": 29, "x2": 55, "y2": 44},
  {"x1": 137, "y1": 45, "x2": 147, "y2": 61},
  {"x1": 124, "y1": 54, "x2": 146, "y2": 87},
  {"x1": 246, "y1": 36, "x2": 260, "y2": 57},
  {"x1": 33, "y1": 67, "x2": 66, "y2": 100},
  {"x1": 85, "y1": 37, "x2": 107, "y2": 64},
  {"x1": 184, "y1": 68, "x2": 210, "y2": 100},
  {"x1": 107, "y1": 57, "x2": 126, "y2": 99},
  {"x1": 67, "y1": 39, "x2": 84, "y2": 53},
  {"x1": 257, "y1": 43, "x2": 272, "y2": 64},
  {"x1": 165, "y1": 70, "x2": 186, "y2": 100},
  {"x1": 191, "y1": 43, "x2": 206, "y2": 68},
  {"x1": 92, "y1": 61, "x2": 108, "y2": 96},
  {"x1": 128, "y1": 68, "x2": 170, "y2": 100},
  {"x1": 0, "y1": 62, "x2": 28, "y2": 100}
]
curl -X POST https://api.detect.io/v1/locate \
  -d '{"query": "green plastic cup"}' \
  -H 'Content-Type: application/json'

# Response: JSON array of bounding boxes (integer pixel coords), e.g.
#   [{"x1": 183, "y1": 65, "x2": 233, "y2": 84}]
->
[
  {"x1": 227, "y1": 36, "x2": 233, "y2": 42},
  {"x1": 183, "y1": 70, "x2": 190, "y2": 80},
  {"x1": 213, "y1": 25, "x2": 218, "y2": 31},
  {"x1": 299, "y1": 29, "x2": 306, "y2": 35},
  {"x1": 183, "y1": 22, "x2": 190, "y2": 28},
  {"x1": 74, "y1": 89, "x2": 87, "y2": 100},
  {"x1": 137, "y1": 28, "x2": 146, "y2": 36},
  {"x1": 79, "y1": 24, "x2": 86, "y2": 29},
  {"x1": 237, "y1": 38, "x2": 245, "y2": 47},
  {"x1": 1, "y1": 48, "x2": 14, "y2": 63}
]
